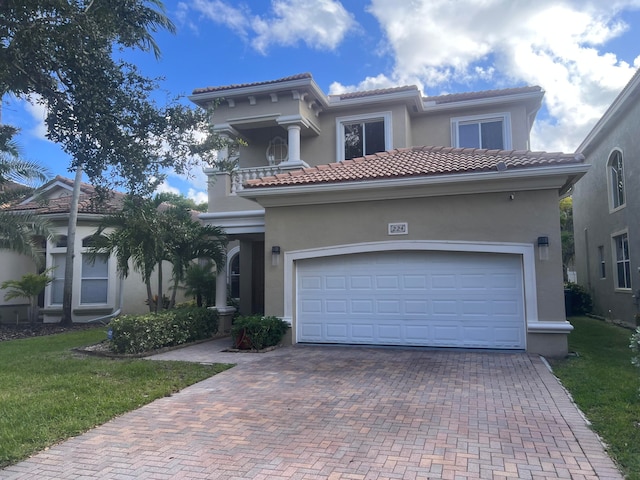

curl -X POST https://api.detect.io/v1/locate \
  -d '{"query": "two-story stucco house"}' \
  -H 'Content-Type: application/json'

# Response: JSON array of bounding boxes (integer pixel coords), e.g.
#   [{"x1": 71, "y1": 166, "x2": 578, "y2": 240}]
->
[
  {"x1": 190, "y1": 73, "x2": 588, "y2": 357},
  {"x1": 573, "y1": 69, "x2": 640, "y2": 327}
]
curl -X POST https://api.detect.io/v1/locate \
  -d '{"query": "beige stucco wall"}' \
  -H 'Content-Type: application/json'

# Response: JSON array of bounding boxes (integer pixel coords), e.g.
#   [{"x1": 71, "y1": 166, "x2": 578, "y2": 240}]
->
[
  {"x1": 260, "y1": 188, "x2": 566, "y2": 354},
  {"x1": 0, "y1": 251, "x2": 38, "y2": 323},
  {"x1": 573, "y1": 95, "x2": 640, "y2": 326}
]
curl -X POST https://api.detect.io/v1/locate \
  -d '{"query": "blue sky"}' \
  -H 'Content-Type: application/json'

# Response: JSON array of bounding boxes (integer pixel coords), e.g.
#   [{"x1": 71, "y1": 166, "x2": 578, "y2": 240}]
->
[{"x1": 4, "y1": 0, "x2": 640, "y2": 202}]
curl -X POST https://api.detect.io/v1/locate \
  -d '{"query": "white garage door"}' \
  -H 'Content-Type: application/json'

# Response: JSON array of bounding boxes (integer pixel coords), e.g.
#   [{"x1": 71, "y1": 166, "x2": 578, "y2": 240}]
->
[{"x1": 297, "y1": 251, "x2": 525, "y2": 349}]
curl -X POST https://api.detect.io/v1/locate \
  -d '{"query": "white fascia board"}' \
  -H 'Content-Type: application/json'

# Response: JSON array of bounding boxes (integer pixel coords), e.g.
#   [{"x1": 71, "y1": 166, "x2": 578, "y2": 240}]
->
[
  {"x1": 328, "y1": 89, "x2": 423, "y2": 110},
  {"x1": 199, "y1": 209, "x2": 265, "y2": 234},
  {"x1": 239, "y1": 163, "x2": 591, "y2": 203},
  {"x1": 423, "y1": 90, "x2": 544, "y2": 113},
  {"x1": 189, "y1": 78, "x2": 329, "y2": 109},
  {"x1": 19, "y1": 180, "x2": 73, "y2": 205}
]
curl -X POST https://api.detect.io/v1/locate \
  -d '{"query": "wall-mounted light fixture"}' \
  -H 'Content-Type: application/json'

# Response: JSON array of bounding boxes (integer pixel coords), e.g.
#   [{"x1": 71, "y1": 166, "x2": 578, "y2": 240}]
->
[
  {"x1": 537, "y1": 236, "x2": 549, "y2": 261},
  {"x1": 271, "y1": 246, "x2": 281, "y2": 267}
]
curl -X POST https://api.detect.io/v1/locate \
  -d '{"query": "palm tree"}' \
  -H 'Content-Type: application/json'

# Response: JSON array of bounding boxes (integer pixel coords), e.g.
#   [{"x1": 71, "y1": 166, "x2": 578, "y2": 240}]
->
[
  {"x1": 1, "y1": 269, "x2": 54, "y2": 324},
  {"x1": 89, "y1": 195, "x2": 226, "y2": 312},
  {"x1": 0, "y1": 125, "x2": 51, "y2": 261},
  {"x1": 183, "y1": 262, "x2": 217, "y2": 307},
  {"x1": 164, "y1": 207, "x2": 226, "y2": 308}
]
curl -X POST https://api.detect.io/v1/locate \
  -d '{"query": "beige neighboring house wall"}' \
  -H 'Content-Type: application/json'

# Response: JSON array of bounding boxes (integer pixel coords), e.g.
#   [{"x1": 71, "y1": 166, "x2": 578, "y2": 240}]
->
[
  {"x1": 0, "y1": 176, "x2": 190, "y2": 324},
  {"x1": 0, "y1": 252, "x2": 39, "y2": 323}
]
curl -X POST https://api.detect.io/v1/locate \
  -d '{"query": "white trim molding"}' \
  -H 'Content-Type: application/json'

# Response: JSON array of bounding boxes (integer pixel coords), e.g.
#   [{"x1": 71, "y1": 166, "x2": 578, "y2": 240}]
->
[
  {"x1": 451, "y1": 112, "x2": 512, "y2": 150},
  {"x1": 199, "y1": 209, "x2": 265, "y2": 234},
  {"x1": 335, "y1": 111, "x2": 393, "y2": 162}
]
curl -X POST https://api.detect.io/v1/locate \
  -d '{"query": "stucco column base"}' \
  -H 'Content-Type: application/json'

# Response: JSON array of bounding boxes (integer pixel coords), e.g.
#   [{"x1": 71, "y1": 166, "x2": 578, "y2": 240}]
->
[{"x1": 211, "y1": 306, "x2": 236, "y2": 334}]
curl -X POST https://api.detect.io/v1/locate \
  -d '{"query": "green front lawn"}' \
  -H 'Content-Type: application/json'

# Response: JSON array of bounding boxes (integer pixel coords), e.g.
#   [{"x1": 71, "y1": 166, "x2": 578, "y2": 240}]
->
[
  {"x1": 0, "y1": 327, "x2": 232, "y2": 468},
  {"x1": 550, "y1": 316, "x2": 640, "y2": 480}
]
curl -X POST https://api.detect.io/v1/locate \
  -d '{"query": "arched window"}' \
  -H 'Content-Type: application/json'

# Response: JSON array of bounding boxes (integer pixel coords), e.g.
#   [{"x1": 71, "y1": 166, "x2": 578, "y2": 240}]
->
[
  {"x1": 608, "y1": 150, "x2": 625, "y2": 209},
  {"x1": 229, "y1": 252, "x2": 240, "y2": 299},
  {"x1": 266, "y1": 136, "x2": 288, "y2": 165}
]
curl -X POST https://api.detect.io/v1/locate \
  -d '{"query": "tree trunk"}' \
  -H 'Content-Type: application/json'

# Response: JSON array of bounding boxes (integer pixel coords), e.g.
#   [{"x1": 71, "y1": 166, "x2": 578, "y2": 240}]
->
[
  {"x1": 146, "y1": 281, "x2": 154, "y2": 313},
  {"x1": 61, "y1": 166, "x2": 83, "y2": 326},
  {"x1": 156, "y1": 260, "x2": 163, "y2": 313}
]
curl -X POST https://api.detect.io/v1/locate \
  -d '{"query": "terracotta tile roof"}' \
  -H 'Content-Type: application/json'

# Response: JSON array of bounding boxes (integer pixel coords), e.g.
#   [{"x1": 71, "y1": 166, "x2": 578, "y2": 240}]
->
[
  {"x1": 6, "y1": 176, "x2": 125, "y2": 215},
  {"x1": 425, "y1": 86, "x2": 543, "y2": 104},
  {"x1": 331, "y1": 85, "x2": 420, "y2": 100},
  {"x1": 192, "y1": 73, "x2": 313, "y2": 95},
  {"x1": 244, "y1": 146, "x2": 584, "y2": 188}
]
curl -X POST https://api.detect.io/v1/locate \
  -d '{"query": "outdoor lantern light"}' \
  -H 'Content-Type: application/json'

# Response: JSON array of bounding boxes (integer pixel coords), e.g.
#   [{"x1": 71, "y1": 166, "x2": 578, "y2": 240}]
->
[
  {"x1": 537, "y1": 236, "x2": 549, "y2": 261},
  {"x1": 271, "y1": 246, "x2": 281, "y2": 266}
]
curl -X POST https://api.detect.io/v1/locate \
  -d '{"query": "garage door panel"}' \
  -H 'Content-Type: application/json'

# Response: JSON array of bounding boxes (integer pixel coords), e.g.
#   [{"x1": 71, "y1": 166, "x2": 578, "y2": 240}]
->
[
  {"x1": 325, "y1": 276, "x2": 346, "y2": 289},
  {"x1": 297, "y1": 251, "x2": 525, "y2": 349}
]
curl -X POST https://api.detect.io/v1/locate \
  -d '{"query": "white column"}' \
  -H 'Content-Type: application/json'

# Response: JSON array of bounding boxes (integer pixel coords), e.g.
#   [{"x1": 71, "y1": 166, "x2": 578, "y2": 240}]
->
[
  {"x1": 286, "y1": 125, "x2": 302, "y2": 165},
  {"x1": 215, "y1": 268, "x2": 227, "y2": 309}
]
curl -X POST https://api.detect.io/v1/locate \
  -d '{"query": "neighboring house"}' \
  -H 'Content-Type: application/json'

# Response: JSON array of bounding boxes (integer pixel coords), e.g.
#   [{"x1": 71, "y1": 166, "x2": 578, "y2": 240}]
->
[
  {"x1": 190, "y1": 73, "x2": 588, "y2": 357},
  {"x1": 0, "y1": 176, "x2": 176, "y2": 324},
  {"x1": 573, "y1": 69, "x2": 640, "y2": 327}
]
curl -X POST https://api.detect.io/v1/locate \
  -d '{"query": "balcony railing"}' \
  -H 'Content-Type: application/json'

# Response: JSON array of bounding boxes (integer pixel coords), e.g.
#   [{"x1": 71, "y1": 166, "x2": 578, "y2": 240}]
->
[{"x1": 231, "y1": 165, "x2": 283, "y2": 194}]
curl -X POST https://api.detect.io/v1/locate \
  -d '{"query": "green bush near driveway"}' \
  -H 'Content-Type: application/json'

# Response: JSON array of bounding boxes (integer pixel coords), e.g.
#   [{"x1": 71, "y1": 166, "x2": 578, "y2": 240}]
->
[
  {"x1": 109, "y1": 306, "x2": 219, "y2": 354},
  {"x1": 230, "y1": 315, "x2": 290, "y2": 350}
]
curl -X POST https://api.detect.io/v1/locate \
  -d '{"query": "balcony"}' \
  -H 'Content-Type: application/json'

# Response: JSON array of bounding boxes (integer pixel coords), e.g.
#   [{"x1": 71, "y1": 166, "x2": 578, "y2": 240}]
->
[{"x1": 230, "y1": 165, "x2": 283, "y2": 194}]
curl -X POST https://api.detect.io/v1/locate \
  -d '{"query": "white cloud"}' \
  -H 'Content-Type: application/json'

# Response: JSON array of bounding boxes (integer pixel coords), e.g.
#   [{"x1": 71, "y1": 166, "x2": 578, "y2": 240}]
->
[
  {"x1": 21, "y1": 95, "x2": 49, "y2": 141},
  {"x1": 187, "y1": 188, "x2": 208, "y2": 205},
  {"x1": 184, "y1": 0, "x2": 356, "y2": 54},
  {"x1": 332, "y1": 0, "x2": 640, "y2": 152},
  {"x1": 155, "y1": 179, "x2": 181, "y2": 195}
]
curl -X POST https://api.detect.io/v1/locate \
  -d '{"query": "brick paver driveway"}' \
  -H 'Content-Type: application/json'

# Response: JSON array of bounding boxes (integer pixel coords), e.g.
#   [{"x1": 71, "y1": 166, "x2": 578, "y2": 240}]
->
[{"x1": 1, "y1": 346, "x2": 622, "y2": 479}]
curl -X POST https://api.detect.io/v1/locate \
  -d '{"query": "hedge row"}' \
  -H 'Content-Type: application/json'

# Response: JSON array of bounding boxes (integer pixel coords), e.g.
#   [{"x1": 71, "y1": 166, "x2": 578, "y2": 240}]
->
[{"x1": 108, "y1": 306, "x2": 219, "y2": 354}]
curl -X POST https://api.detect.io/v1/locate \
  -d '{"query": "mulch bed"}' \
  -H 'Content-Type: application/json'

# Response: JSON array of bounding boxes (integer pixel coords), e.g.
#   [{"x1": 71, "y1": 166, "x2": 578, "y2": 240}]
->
[{"x1": 0, "y1": 323, "x2": 101, "y2": 342}]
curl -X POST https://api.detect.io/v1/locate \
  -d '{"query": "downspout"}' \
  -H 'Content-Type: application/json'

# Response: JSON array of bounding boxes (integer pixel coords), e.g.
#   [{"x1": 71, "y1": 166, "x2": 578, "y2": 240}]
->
[{"x1": 85, "y1": 275, "x2": 125, "y2": 325}]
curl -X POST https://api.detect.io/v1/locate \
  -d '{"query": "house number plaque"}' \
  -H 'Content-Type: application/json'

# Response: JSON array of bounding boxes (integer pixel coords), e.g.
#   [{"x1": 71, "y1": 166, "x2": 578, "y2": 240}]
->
[{"x1": 388, "y1": 222, "x2": 408, "y2": 235}]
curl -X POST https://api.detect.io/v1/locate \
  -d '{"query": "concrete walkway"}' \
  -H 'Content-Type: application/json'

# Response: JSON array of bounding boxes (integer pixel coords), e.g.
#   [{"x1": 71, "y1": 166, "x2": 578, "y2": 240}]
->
[{"x1": 1, "y1": 339, "x2": 623, "y2": 479}]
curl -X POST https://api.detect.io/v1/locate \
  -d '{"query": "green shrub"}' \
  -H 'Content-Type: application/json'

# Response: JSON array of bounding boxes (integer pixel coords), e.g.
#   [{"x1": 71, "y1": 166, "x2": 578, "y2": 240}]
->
[
  {"x1": 230, "y1": 315, "x2": 289, "y2": 350},
  {"x1": 108, "y1": 307, "x2": 218, "y2": 354},
  {"x1": 564, "y1": 282, "x2": 593, "y2": 315},
  {"x1": 631, "y1": 327, "x2": 640, "y2": 370}
]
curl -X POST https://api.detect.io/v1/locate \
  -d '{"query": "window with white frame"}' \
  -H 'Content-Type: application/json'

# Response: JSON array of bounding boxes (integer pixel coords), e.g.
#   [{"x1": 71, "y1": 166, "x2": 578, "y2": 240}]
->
[
  {"x1": 51, "y1": 253, "x2": 65, "y2": 305},
  {"x1": 608, "y1": 150, "x2": 625, "y2": 210},
  {"x1": 81, "y1": 236, "x2": 108, "y2": 304},
  {"x1": 613, "y1": 232, "x2": 631, "y2": 289},
  {"x1": 81, "y1": 254, "x2": 108, "y2": 304},
  {"x1": 336, "y1": 112, "x2": 392, "y2": 161},
  {"x1": 451, "y1": 113, "x2": 511, "y2": 150}
]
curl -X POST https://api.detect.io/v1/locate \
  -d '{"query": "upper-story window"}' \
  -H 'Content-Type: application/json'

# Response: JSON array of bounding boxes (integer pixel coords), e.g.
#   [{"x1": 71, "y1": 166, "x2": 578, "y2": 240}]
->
[
  {"x1": 608, "y1": 149, "x2": 625, "y2": 210},
  {"x1": 451, "y1": 113, "x2": 511, "y2": 150},
  {"x1": 336, "y1": 112, "x2": 392, "y2": 161},
  {"x1": 266, "y1": 136, "x2": 288, "y2": 165}
]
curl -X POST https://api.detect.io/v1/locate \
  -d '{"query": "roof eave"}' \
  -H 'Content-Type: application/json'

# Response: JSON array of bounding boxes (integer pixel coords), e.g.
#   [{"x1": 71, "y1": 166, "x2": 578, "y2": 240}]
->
[
  {"x1": 239, "y1": 163, "x2": 590, "y2": 203},
  {"x1": 328, "y1": 88, "x2": 424, "y2": 111},
  {"x1": 189, "y1": 77, "x2": 330, "y2": 109},
  {"x1": 423, "y1": 90, "x2": 544, "y2": 114}
]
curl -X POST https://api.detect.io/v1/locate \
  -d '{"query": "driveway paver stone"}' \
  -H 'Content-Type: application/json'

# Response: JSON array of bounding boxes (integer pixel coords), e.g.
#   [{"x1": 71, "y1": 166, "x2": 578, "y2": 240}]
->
[{"x1": 0, "y1": 342, "x2": 623, "y2": 479}]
